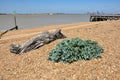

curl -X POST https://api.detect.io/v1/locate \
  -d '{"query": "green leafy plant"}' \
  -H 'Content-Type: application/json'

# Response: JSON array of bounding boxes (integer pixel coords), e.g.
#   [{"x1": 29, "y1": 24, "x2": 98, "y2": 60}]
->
[{"x1": 48, "y1": 38, "x2": 103, "y2": 63}]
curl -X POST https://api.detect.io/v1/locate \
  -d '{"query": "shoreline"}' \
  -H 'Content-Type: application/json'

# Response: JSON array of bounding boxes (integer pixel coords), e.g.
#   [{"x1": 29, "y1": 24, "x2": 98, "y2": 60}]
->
[
  {"x1": 0, "y1": 21, "x2": 91, "y2": 32},
  {"x1": 0, "y1": 21, "x2": 99, "y2": 39}
]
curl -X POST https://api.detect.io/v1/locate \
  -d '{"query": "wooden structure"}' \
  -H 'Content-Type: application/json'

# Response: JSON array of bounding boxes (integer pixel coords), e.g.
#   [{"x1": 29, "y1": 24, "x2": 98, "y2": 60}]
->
[
  {"x1": 90, "y1": 15, "x2": 120, "y2": 22},
  {"x1": 0, "y1": 26, "x2": 18, "y2": 38},
  {"x1": 10, "y1": 29, "x2": 66, "y2": 54},
  {"x1": 0, "y1": 15, "x2": 18, "y2": 39}
]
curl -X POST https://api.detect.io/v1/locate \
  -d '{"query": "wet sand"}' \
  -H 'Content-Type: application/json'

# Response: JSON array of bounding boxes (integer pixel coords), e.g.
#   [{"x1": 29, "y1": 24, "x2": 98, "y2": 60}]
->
[{"x1": 0, "y1": 20, "x2": 120, "y2": 80}]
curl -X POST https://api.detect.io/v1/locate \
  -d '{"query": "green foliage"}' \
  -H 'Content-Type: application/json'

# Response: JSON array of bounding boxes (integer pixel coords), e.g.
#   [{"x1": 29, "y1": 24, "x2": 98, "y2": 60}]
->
[{"x1": 48, "y1": 38, "x2": 103, "y2": 63}]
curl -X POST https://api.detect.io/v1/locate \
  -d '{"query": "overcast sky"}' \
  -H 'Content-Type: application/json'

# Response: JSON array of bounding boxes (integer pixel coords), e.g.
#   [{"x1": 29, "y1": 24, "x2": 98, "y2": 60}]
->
[{"x1": 0, "y1": 0, "x2": 120, "y2": 14}]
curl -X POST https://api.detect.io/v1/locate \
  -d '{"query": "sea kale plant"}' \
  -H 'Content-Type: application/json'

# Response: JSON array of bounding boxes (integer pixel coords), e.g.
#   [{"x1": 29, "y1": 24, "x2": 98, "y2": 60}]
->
[{"x1": 48, "y1": 38, "x2": 103, "y2": 63}]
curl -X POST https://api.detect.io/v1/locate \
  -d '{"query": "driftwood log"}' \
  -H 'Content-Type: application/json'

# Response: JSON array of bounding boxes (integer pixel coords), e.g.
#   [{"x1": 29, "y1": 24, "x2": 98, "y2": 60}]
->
[{"x1": 10, "y1": 29, "x2": 66, "y2": 54}]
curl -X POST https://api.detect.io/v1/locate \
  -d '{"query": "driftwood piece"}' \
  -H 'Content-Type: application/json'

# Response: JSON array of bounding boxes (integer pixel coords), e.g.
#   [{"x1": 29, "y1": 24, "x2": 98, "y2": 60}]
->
[{"x1": 10, "y1": 29, "x2": 66, "y2": 54}]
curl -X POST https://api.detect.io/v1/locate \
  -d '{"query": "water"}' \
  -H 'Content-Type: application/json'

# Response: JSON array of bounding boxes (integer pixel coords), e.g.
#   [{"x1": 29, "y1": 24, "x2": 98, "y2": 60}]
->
[{"x1": 0, "y1": 14, "x2": 90, "y2": 31}]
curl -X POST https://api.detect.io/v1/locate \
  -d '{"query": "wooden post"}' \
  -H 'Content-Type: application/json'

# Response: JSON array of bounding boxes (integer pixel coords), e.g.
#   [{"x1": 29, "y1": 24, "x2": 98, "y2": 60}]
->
[
  {"x1": 89, "y1": 16, "x2": 91, "y2": 22},
  {"x1": 13, "y1": 10, "x2": 18, "y2": 30},
  {"x1": 0, "y1": 12, "x2": 18, "y2": 38},
  {"x1": 14, "y1": 15, "x2": 18, "y2": 30},
  {"x1": 14, "y1": 15, "x2": 17, "y2": 27}
]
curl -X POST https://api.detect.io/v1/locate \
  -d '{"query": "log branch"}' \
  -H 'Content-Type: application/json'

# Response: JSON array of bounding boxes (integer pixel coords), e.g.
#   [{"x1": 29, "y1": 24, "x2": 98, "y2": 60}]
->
[{"x1": 10, "y1": 29, "x2": 66, "y2": 54}]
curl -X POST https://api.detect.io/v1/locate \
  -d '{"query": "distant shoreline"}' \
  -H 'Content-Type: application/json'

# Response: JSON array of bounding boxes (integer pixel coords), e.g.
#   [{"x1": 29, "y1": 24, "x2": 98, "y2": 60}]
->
[{"x1": 0, "y1": 13, "x2": 89, "y2": 15}]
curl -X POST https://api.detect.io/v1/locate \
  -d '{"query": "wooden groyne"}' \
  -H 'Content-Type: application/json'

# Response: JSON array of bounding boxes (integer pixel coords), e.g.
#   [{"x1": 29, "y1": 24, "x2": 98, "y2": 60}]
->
[
  {"x1": 0, "y1": 26, "x2": 18, "y2": 39},
  {"x1": 90, "y1": 15, "x2": 120, "y2": 22}
]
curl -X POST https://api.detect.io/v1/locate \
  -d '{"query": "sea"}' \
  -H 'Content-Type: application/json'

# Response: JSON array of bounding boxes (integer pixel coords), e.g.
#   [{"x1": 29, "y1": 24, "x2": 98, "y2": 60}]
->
[{"x1": 0, "y1": 14, "x2": 90, "y2": 31}]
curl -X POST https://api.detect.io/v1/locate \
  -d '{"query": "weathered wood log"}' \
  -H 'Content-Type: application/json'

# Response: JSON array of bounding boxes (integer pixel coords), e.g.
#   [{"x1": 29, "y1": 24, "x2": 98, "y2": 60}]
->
[{"x1": 10, "y1": 29, "x2": 66, "y2": 54}]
